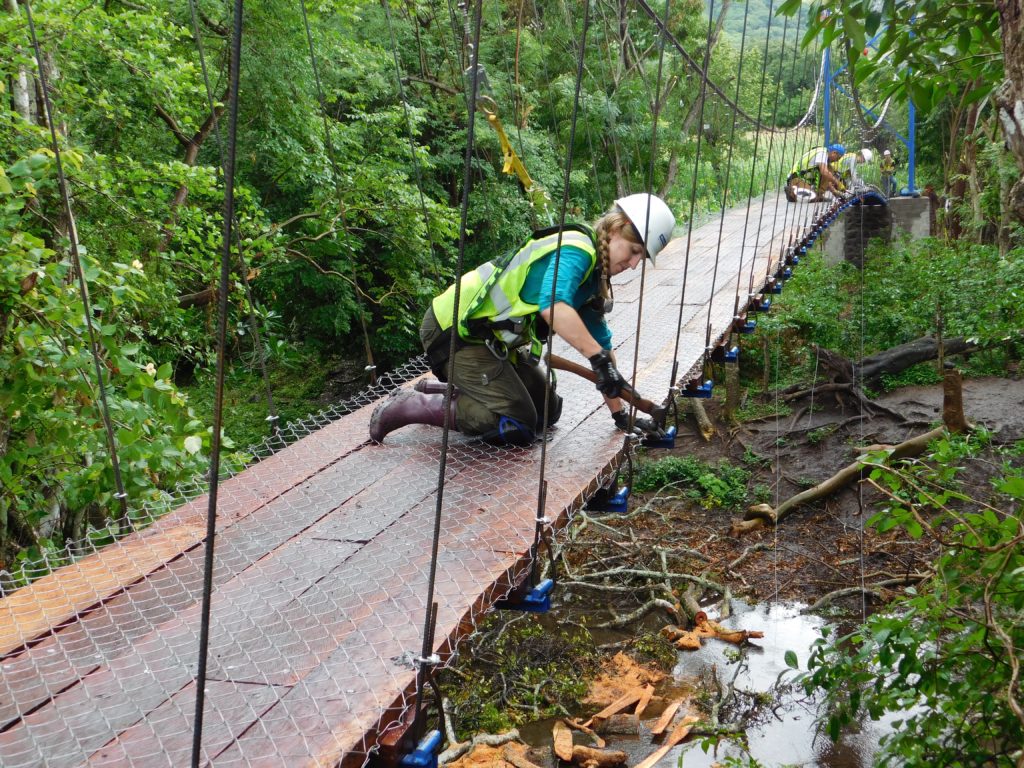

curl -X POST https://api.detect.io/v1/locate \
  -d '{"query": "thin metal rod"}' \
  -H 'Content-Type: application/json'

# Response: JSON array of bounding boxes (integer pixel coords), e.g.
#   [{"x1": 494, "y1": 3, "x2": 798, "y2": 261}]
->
[
  {"x1": 191, "y1": 0, "x2": 244, "y2": 764},
  {"x1": 22, "y1": 0, "x2": 130, "y2": 524}
]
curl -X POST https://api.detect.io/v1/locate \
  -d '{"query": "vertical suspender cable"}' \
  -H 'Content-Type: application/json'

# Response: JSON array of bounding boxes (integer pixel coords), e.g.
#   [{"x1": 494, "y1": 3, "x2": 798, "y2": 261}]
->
[
  {"x1": 381, "y1": 0, "x2": 444, "y2": 287},
  {"x1": 672, "y1": 0, "x2": 715, "y2": 381},
  {"x1": 191, "y1": 0, "x2": 243, "y2": 764},
  {"x1": 22, "y1": 0, "x2": 130, "y2": 525},
  {"x1": 535, "y1": 0, "x2": 591, "y2": 572},
  {"x1": 715, "y1": 0, "x2": 755, "y2": 337},
  {"x1": 186, "y1": 0, "x2": 280, "y2": 439},
  {"x1": 299, "y1": 0, "x2": 379, "y2": 384},
  {"x1": 623, "y1": 0, "x2": 671, "y2": 432},
  {"x1": 410, "y1": 0, "x2": 484, "y2": 740},
  {"x1": 736, "y1": 0, "x2": 777, "y2": 308}
]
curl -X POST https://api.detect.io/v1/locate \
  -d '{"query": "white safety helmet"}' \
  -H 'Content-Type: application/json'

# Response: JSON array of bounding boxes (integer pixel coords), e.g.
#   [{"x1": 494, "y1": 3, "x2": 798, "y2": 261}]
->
[
  {"x1": 883, "y1": 149, "x2": 891, "y2": 156},
  {"x1": 860, "y1": 148, "x2": 874, "y2": 163},
  {"x1": 614, "y1": 193, "x2": 676, "y2": 265}
]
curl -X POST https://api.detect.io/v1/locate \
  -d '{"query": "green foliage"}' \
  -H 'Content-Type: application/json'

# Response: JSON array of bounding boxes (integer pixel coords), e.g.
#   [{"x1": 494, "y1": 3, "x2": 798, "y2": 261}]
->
[
  {"x1": 0, "y1": 150, "x2": 213, "y2": 573},
  {"x1": 634, "y1": 455, "x2": 751, "y2": 509},
  {"x1": 758, "y1": 240, "x2": 1024, "y2": 374},
  {"x1": 801, "y1": 434, "x2": 1024, "y2": 766},
  {"x1": 780, "y1": 0, "x2": 1003, "y2": 113},
  {"x1": 440, "y1": 615, "x2": 598, "y2": 738}
]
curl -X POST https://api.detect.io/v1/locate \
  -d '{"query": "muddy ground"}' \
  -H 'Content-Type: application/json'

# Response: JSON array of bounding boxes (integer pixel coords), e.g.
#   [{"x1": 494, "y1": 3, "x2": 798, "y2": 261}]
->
[{"x1": 439, "y1": 376, "x2": 1023, "y2": 768}]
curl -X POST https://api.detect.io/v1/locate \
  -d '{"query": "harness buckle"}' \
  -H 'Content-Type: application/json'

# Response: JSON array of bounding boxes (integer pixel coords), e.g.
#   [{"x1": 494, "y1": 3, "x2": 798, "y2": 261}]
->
[{"x1": 485, "y1": 337, "x2": 509, "y2": 360}]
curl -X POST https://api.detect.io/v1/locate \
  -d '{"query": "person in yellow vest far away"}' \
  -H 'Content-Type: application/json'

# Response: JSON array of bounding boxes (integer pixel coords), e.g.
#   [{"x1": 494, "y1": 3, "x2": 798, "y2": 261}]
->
[
  {"x1": 879, "y1": 149, "x2": 897, "y2": 197},
  {"x1": 369, "y1": 194, "x2": 676, "y2": 446},
  {"x1": 785, "y1": 143, "x2": 845, "y2": 202}
]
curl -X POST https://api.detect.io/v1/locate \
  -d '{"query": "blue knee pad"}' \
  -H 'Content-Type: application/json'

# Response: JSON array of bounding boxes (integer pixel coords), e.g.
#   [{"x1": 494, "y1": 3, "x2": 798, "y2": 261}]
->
[{"x1": 497, "y1": 415, "x2": 535, "y2": 446}]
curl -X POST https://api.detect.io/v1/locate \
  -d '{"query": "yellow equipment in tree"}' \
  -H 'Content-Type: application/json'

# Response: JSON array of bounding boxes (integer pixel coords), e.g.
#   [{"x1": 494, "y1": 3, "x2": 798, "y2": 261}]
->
[{"x1": 477, "y1": 95, "x2": 553, "y2": 225}]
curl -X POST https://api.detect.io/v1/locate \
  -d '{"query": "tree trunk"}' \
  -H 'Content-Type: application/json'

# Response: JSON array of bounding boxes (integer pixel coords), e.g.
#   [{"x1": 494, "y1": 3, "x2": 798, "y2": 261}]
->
[
  {"x1": 996, "y1": 0, "x2": 1024, "y2": 226},
  {"x1": 5, "y1": 0, "x2": 32, "y2": 121},
  {"x1": 815, "y1": 336, "x2": 976, "y2": 385}
]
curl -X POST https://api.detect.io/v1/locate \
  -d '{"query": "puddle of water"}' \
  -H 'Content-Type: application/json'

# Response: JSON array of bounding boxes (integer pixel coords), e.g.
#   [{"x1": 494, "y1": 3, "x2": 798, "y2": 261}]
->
[
  {"x1": 520, "y1": 602, "x2": 894, "y2": 768},
  {"x1": 668, "y1": 601, "x2": 887, "y2": 768}
]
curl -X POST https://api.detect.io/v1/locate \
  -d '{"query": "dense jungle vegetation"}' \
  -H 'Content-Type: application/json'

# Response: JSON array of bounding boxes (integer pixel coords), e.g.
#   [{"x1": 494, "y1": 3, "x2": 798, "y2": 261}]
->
[
  {"x1": 2, "y1": 0, "x2": 1022, "y2": 763},
  {"x1": 0, "y1": 0, "x2": 1018, "y2": 580}
]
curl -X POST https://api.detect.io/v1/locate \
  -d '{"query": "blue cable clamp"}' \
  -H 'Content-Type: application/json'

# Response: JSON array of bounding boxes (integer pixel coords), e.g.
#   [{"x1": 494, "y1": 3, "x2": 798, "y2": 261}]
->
[
  {"x1": 768, "y1": 277, "x2": 784, "y2": 294},
  {"x1": 496, "y1": 578, "x2": 554, "y2": 613},
  {"x1": 737, "y1": 318, "x2": 756, "y2": 334},
  {"x1": 711, "y1": 343, "x2": 739, "y2": 363},
  {"x1": 781, "y1": 266, "x2": 793, "y2": 280},
  {"x1": 643, "y1": 425, "x2": 677, "y2": 448},
  {"x1": 585, "y1": 484, "x2": 631, "y2": 514},
  {"x1": 400, "y1": 730, "x2": 442, "y2": 768},
  {"x1": 681, "y1": 379, "x2": 713, "y2": 398},
  {"x1": 754, "y1": 296, "x2": 771, "y2": 312}
]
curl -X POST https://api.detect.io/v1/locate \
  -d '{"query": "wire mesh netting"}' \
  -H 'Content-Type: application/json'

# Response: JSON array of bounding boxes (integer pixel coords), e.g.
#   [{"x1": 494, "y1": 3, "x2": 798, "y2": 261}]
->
[{"x1": 0, "y1": 194, "x2": 820, "y2": 767}]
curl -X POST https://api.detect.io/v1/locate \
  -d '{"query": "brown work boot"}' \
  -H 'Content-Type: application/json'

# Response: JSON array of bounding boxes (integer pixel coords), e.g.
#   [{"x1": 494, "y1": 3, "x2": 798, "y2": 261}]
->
[
  {"x1": 368, "y1": 390, "x2": 456, "y2": 443},
  {"x1": 413, "y1": 378, "x2": 457, "y2": 395}
]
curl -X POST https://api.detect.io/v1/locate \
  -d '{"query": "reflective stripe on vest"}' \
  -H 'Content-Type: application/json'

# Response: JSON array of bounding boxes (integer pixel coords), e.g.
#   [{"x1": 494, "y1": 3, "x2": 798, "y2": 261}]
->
[{"x1": 432, "y1": 226, "x2": 597, "y2": 347}]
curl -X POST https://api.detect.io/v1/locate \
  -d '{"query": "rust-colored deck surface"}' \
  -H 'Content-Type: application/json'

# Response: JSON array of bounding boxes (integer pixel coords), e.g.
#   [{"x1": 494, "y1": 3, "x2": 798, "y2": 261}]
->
[{"x1": 0, "y1": 194, "x2": 818, "y2": 767}]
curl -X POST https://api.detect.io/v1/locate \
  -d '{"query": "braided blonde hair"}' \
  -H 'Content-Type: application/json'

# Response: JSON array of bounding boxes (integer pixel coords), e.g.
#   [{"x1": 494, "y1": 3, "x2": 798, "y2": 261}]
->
[{"x1": 593, "y1": 207, "x2": 642, "y2": 309}]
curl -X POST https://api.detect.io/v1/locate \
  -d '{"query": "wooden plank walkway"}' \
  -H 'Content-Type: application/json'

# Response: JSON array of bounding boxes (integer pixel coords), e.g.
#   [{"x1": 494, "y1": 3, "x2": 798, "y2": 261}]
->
[{"x1": 0, "y1": 193, "x2": 818, "y2": 768}]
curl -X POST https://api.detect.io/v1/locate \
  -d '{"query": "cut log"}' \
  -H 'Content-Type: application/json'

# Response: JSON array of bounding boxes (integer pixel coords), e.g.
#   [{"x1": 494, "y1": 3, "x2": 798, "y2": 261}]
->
[
  {"x1": 633, "y1": 715, "x2": 700, "y2": 768},
  {"x1": 660, "y1": 624, "x2": 701, "y2": 650},
  {"x1": 504, "y1": 743, "x2": 546, "y2": 768},
  {"x1": 634, "y1": 684, "x2": 655, "y2": 719},
  {"x1": 694, "y1": 612, "x2": 764, "y2": 645},
  {"x1": 581, "y1": 687, "x2": 644, "y2": 728},
  {"x1": 569, "y1": 745, "x2": 628, "y2": 768},
  {"x1": 593, "y1": 713, "x2": 639, "y2": 736},
  {"x1": 648, "y1": 699, "x2": 684, "y2": 736},
  {"x1": 553, "y1": 720, "x2": 574, "y2": 762}
]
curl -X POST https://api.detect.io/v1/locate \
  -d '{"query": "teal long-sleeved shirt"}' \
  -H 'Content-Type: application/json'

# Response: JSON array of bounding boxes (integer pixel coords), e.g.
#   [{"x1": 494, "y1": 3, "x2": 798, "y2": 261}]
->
[{"x1": 519, "y1": 244, "x2": 612, "y2": 350}]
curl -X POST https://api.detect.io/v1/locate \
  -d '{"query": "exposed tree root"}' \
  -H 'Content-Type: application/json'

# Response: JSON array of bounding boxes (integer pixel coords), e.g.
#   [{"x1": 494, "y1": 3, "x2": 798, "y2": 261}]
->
[{"x1": 731, "y1": 366, "x2": 972, "y2": 537}]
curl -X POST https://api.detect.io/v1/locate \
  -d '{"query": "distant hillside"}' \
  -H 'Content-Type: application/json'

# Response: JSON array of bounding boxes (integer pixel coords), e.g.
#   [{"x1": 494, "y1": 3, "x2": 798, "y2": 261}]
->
[{"x1": 712, "y1": 0, "x2": 809, "y2": 43}]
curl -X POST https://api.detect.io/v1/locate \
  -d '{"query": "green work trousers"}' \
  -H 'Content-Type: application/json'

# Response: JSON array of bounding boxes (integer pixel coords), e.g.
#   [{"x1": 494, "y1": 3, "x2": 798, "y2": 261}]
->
[{"x1": 420, "y1": 308, "x2": 562, "y2": 439}]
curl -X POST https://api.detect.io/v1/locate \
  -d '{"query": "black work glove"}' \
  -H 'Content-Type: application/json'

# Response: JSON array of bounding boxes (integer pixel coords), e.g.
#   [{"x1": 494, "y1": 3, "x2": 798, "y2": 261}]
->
[
  {"x1": 613, "y1": 410, "x2": 667, "y2": 439},
  {"x1": 589, "y1": 350, "x2": 626, "y2": 398}
]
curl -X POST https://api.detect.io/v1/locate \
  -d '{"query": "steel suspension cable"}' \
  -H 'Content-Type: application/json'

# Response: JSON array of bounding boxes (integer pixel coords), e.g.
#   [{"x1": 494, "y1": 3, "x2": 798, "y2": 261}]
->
[
  {"x1": 623, "y1": 0, "x2": 672, "y2": 433},
  {"x1": 716, "y1": 0, "x2": 757, "y2": 332},
  {"x1": 765, "y1": 10, "x2": 809, "y2": 276},
  {"x1": 771, "y1": 10, "x2": 814, "y2": 276},
  {"x1": 737, "y1": 0, "x2": 778, "y2": 306},
  {"x1": 190, "y1": 0, "x2": 243, "y2": 763},
  {"x1": 410, "y1": 0, "x2": 484, "y2": 742},
  {"x1": 299, "y1": 0, "x2": 380, "y2": 384},
  {"x1": 535, "y1": 0, "x2": 592, "y2": 577},
  {"x1": 381, "y1": 0, "x2": 444, "y2": 287},
  {"x1": 186, "y1": 0, "x2": 281, "y2": 439},
  {"x1": 21, "y1": 0, "x2": 130, "y2": 525},
  {"x1": 743, "y1": 11, "x2": 792, "y2": 295},
  {"x1": 668, "y1": 0, "x2": 716, "y2": 387}
]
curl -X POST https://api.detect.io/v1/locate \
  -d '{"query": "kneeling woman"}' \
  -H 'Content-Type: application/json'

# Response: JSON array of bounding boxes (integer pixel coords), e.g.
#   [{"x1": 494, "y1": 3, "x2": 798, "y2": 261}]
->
[{"x1": 369, "y1": 193, "x2": 675, "y2": 446}]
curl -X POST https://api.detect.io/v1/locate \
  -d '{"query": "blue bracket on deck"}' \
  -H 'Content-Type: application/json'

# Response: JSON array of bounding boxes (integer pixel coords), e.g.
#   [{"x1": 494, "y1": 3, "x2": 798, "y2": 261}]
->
[
  {"x1": 642, "y1": 425, "x2": 677, "y2": 448},
  {"x1": 585, "y1": 484, "x2": 631, "y2": 514},
  {"x1": 711, "y1": 343, "x2": 739, "y2": 363},
  {"x1": 752, "y1": 295, "x2": 772, "y2": 312},
  {"x1": 400, "y1": 730, "x2": 442, "y2": 768},
  {"x1": 733, "y1": 315, "x2": 757, "y2": 333},
  {"x1": 496, "y1": 578, "x2": 554, "y2": 613},
  {"x1": 767, "y1": 277, "x2": 783, "y2": 294},
  {"x1": 780, "y1": 266, "x2": 793, "y2": 280},
  {"x1": 681, "y1": 379, "x2": 713, "y2": 398}
]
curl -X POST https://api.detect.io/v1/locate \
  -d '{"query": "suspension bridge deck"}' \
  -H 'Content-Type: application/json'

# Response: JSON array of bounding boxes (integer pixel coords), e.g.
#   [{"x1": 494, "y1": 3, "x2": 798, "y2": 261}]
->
[{"x1": 0, "y1": 193, "x2": 812, "y2": 767}]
